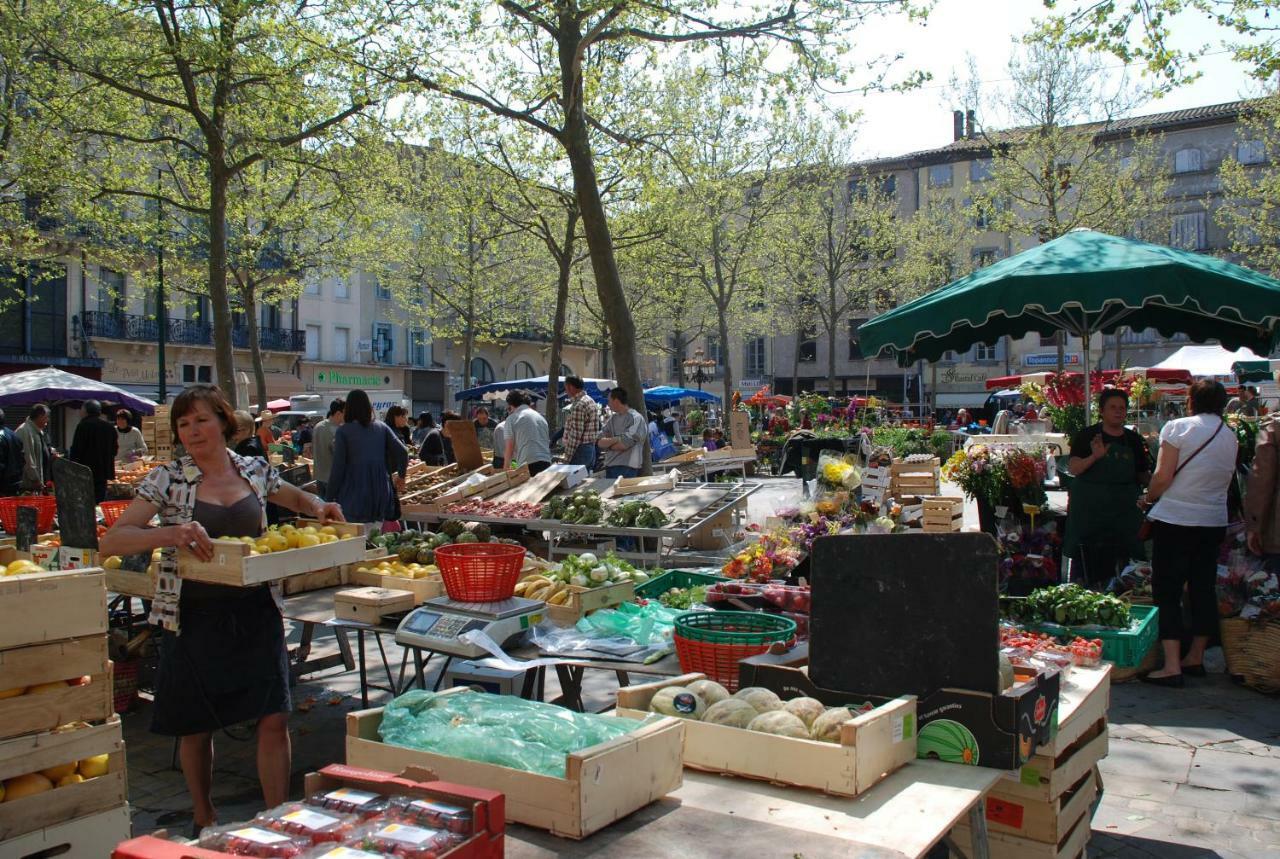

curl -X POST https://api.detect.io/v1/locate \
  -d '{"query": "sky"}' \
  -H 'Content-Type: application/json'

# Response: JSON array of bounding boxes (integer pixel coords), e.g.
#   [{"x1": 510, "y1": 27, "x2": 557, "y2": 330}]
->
[{"x1": 836, "y1": 0, "x2": 1267, "y2": 160}]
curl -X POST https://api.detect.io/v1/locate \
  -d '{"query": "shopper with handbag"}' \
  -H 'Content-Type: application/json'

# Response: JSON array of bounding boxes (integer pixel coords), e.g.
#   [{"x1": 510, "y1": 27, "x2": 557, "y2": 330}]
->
[
  {"x1": 1140, "y1": 380, "x2": 1238, "y2": 686},
  {"x1": 325, "y1": 390, "x2": 407, "y2": 529}
]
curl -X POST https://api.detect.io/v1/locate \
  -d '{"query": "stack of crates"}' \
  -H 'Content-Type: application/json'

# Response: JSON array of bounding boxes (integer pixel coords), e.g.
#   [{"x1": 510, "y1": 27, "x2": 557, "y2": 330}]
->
[
  {"x1": 0, "y1": 567, "x2": 131, "y2": 855},
  {"x1": 141, "y1": 404, "x2": 172, "y2": 462}
]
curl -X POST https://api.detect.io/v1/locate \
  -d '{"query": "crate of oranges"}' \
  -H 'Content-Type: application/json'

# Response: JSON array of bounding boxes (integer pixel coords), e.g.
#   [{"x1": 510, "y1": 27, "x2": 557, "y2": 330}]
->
[{"x1": 177, "y1": 519, "x2": 366, "y2": 588}]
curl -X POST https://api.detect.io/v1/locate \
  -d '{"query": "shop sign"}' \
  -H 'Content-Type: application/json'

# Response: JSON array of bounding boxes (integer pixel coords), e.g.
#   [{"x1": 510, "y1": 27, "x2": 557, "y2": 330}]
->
[
  {"x1": 1024, "y1": 352, "x2": 1080, "y2": 368},
  {"x1": 313, "y1": 368, "x2": 395, "y2": 388},
  {"x1": 103, "y1": 357, "x2": 178, "y2": 386},
  {"x1": 934, "y1": 366, "x2": 993, "y2": 391}
]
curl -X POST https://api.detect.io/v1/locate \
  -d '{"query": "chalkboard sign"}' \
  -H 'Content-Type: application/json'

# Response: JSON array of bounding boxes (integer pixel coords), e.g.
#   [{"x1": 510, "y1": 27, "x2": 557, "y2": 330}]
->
[
  {"x1": 53, "y1": 458, "x2": 99, "y2": 550},
  {"x1": 14, "y1": 505, "x2": 37, "y2": 552},
  {"x1": 809, "y1": 532, "x2": 1000, "y2": 697}
]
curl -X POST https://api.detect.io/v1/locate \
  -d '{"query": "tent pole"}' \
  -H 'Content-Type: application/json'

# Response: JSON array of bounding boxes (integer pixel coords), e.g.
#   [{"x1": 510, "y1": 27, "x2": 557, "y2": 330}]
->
[{"x1": 1083, "y1": 323, "x2": 1092, "y2": 426}]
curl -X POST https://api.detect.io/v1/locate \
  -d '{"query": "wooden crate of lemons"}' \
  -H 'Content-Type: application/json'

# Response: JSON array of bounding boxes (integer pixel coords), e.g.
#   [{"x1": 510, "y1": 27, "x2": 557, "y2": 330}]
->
[
  {"x1": 350, "y1": 555, "x2": 444, "y2": 603},
  {"x1": 177, "y1": 519, "x2": 366, "y2": 587}
]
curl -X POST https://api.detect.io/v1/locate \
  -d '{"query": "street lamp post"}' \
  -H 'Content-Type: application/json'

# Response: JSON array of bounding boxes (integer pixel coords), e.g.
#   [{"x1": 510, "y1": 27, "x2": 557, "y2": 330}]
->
[{"x1": 682, "y1": 348, "x2": 716, "y2": 391}]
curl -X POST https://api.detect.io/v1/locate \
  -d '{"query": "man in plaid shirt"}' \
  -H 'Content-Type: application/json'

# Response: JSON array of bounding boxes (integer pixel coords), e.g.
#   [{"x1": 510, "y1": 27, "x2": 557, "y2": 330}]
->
[{"x1": 562, "y1": 375, "x2": 601, "y2": 469}]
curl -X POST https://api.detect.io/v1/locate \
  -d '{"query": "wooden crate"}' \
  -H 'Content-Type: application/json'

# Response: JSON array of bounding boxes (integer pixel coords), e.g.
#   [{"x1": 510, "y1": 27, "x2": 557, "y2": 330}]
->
[
  {"x1": 1039, "y1": 664, "x2": 1111, "y2": 758},
  {"x1": 996, "y1": 719, "x2": 1108, "y2": 803},
  {"x1": 610, "y1": 470, "x2": 678, "y2": 497},
  {"x1": 0, "y1": 646, "x2": 113, "y2": 741},
  {"x1": 986, "y1": 767, "x2": 1098, "y2": 843},
  {"x1": 280, "y1": 565, "x2": 347, "y2": 595},
  {"x1": 616, "y1": 674, "x2": 916, "y2": 797},
  {"x1": 951, "y1": 784, "x2": 1093, "y2": 859},
  {"x1": 545, "y1": 580, "x2": 636, "y2": 626},
  {"x1": 346, "y1": 695, "x2": 684, "y2": 839},
  {"x1": 0, "y1": 717, "x2": 127, "y2": 842},
  {"x1": 353, "y1": 558, "x2": 448, "y2": 604},
  {"x1": 0, "y1": 568, "x2": 107, "y2": 650},
  {"x1": 105, "y1": 566, "x2": 156, "y2": 599},
  {"x1": 920, "y1": 496, "x2": 964, "y2": 532},
  {"x1": 4, "y1": 803, "x2": 130, "y2": 859},
  {"x1": 177, "y1": 520, "x2": 365, "y2": 587},
  {"x1": 333, "y1": 586, "x2": 416, "y2": 625}
]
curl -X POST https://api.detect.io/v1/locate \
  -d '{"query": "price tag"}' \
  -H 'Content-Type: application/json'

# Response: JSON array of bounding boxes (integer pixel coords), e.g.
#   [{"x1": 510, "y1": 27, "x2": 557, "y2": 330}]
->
[
  {"x1": 230, "y1": 828, "x2": 292, "y2": 845},
  {"x1": 377, "y1": 823, "x2": 440, "y2": 846},
  {"x1": 282, "y1": 808, "x2": 339, "y2": 830},
  {"x1": 326, "y1": 787, "x2": 379, "y2": 807}
]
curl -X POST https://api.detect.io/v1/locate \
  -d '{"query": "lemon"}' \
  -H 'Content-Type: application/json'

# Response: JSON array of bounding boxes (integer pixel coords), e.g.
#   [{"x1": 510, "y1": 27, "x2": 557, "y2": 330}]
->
[
  {"x1": 356, "y1": 566, "x2": 369, "y2": 574},
  {"x1": 77, "y1": 755, "x2": 109, "y2": 778},
  {"x1": 249, "y1": 550, "x2": 261, "y2": 556},
  {"x1": 56, "y1": 773, "x2": 84, "y2": 787},
  {"x1": 285, "y1": 531, "x2": 302, "y2": 549},
  {"x1": 39, "y1": 762, "x2": 77, "y2": 782},
  {"x1": 239, "y1": 536, "x2": 256, "y2": 545},
  {"x1": 296, "y1": 533, "x2": 320, "y2": 548},
  {"x1": 279, "y1": 523, "x2": 296, "y2": 533},
  {"x1": 265, "y1": 532, "x2": 289, "y2": 552},
  {"x1": 3, "y1": 773, "x2": 52, "y2": 800},
  {"x1": 103, "y1": 556, "x2": 122, "y2": 570},
  {"x1": 319, "y1": 525, "x2": 337, "y2": 536},
  {"x1": 255, "y1": 542, "x2": 272, "y2": 555}
]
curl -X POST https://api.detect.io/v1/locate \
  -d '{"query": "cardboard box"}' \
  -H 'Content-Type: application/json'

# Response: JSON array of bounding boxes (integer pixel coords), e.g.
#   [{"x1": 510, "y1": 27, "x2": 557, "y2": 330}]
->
[
  {"x1": 178, "y1": 520, "x2": 365, "y2": 587},
  {"x1": 334, "y1": 586, "x2": 416, "y2": 625},
  {"x1": 616, "y1": 672, "x2": 916, "y2": 797},
  {"x1": 346, "y1": 691, "x2": 684, "y2": 839},
  {"x1": 30, "y1": 542, "x2": 59, "y2": 571},
  {"x1": 0, "y1": 717, "x2": 127, "y2": 841},
  {"x1": 113, "y1": 763, "x2": 505, "y2": 858},
  {"x1": 985, "y1": 767, "x2": 1099, "y2": 843},
  {"x1": 351, "y1": 567, "x2": 443, "y2": 604},
  {"x1": 59, "y1": 546, "x2": 99, "y2": 571},
  {"x1": 9, "y1": 803, "x2": 131, "y2": 859},
  {"x1": 739, "y1": 648, "x2": 1060, "y2": 771},
  {"x1": 951, "y1": 779, "x2": 1094, "y2": 859},
  {"x1": 0, "y1": 568, "x2": 108, "y2": 650}
]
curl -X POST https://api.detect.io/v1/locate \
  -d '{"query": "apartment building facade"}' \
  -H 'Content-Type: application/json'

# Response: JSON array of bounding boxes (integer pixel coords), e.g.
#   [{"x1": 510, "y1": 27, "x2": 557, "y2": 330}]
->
[{"x1": 651, "y1": 100, "x2": 1264, "y2": 407}]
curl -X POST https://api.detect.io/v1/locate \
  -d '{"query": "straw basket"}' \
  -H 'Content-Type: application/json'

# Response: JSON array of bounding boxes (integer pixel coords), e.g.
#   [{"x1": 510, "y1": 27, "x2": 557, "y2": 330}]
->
[{"x1": 1220, "y1": 617, "x2": 1280, "y2": 694}]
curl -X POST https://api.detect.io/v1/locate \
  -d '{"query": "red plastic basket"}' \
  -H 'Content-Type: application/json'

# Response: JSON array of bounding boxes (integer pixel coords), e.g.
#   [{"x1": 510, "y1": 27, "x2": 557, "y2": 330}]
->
[
  {"x1": 100, "y1": 500, "x2": 132, "y2": 527},
  {"x1": 673, "y1": 611, "x2": 797, "y2": 693},
  {"x1": 113, "y1": 659, "x2": 141, "y2": 713},
  {"x1": 434, "y1": 542, "x2": 526, "y2": 602},
  {"x1": 0, "y1": 496, "x2": 57, "y2": 534}
]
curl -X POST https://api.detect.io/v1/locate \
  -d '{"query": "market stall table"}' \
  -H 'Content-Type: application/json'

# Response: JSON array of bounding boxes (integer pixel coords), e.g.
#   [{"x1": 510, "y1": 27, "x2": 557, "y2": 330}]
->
[
  {"x1": 501, "y1": 758, "x2": 1001, "y2": 859},
  {"x1": 281, "y1": 586, "x2": 356, "y2": 683}
]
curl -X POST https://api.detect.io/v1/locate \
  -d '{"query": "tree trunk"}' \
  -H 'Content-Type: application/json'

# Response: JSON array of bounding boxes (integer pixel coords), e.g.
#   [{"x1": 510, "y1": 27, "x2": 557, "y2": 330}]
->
[
  {"x1": 545, "y1": 211, "x2": 577, "y2": 429},
  {"x1": 208, "y1": 172, "x2": 238, "y2": 406},
  {"x1": 1056, "y1": 330, "x2": 1065, "y2": 374},
  {"x1": 827, "y1": 323, "x2": 837, "y2": 396},
  {"x1": 462, "y1": 323, "x2": 474, "y2": 395},
  {"x1": 791, "y1": 318, "x2": 801, "y2": 398},
  {"x1": 558, "y1": 24, "x2": 647, "y2": 472},
  {"x1": 717, "y1": 305, "x2": 732, "y2": 408},
  {"x1": 244, "y1": 288, "x2": 268, "y2": 414}
]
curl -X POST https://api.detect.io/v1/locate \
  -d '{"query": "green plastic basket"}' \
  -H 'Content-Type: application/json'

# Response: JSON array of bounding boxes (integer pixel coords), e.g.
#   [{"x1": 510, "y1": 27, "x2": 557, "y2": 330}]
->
[
  {"x1": 1029, "y1": 604, "x2": 1159, "y2": 669},
  {"x1": 674, "y1": 610, "x2": 796, "y2": 644},
  {"x1": 635, "y1": 569, "x2": 727, "y2": 600}
]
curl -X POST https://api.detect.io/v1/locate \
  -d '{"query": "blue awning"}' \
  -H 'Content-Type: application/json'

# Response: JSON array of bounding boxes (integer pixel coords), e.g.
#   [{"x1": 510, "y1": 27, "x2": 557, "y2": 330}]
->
[{"x1": 643, "y1": 386, "x2": 720, "y2": 406}]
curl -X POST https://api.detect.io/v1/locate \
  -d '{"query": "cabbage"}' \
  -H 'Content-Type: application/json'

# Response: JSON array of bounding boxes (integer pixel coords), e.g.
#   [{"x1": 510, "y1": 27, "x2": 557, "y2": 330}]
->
[
  {"x1": 732, "y1": 687, "x2": 782, "y2": 713},
  {"x1": 649, "y1": 687, "x2": 706, "y2": 720},
  {"x1": 810, "y1": 707, "x2": 854, "y2": 743},
  {"x1": 686, "y1": 679, "x2": 731, "y2": 706},
  {"x1": 783, "y1": 697, "x2": 827, "y2": 728},
  {"x1": 579, "y1": 553, "x2": 597, "y2": 566},
  {"x1": 747, "y1": 710, "x2": 809, "y2": 738},
  {"x1": 703, "y1": 698, "x2": 757, "y2": 728}
]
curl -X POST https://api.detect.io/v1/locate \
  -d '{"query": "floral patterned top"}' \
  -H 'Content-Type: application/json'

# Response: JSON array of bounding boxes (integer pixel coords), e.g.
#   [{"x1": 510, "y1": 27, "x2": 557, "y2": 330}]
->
[{"x1": 135, "y1": 451, "x2": 283, "y2": 633}]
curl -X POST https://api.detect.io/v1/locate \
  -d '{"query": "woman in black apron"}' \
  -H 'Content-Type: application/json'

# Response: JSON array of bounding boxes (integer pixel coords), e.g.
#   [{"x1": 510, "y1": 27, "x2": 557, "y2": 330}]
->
[{"x1": 101, "y1": 385, "x2": 345, "y2": 835}]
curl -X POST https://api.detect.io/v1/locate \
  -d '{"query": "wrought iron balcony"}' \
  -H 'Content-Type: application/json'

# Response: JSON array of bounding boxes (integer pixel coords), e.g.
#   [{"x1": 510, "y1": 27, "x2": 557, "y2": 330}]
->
[{"x1": 80, "y1": 310, "x2": 306, "y2": 352}]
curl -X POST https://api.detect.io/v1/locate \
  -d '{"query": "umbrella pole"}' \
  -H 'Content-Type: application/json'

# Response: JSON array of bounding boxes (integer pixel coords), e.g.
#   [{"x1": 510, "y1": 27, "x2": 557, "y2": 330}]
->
[{"x1": 1083, "y1": 323, "x2": 1092, "y2": 426}]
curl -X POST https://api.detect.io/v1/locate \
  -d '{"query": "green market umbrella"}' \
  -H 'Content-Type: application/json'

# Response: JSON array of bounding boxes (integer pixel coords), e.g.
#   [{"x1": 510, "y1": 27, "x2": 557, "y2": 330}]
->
[
  {"x1": 1234, "y1": 360, "x2": 1279, "y2": 383},
  {"x1": 859, "y1": 229, "x2": 1280, "y2": 422}
]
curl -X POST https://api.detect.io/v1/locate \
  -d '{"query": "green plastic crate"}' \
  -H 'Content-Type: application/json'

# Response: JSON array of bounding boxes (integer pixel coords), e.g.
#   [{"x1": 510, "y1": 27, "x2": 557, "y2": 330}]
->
[
  {"x1": 1029, "y1": 604, "x2": 1159, "y2": 668},
  {"x1": 635, "y1": 568, "x2": 728, "y2": 600}
]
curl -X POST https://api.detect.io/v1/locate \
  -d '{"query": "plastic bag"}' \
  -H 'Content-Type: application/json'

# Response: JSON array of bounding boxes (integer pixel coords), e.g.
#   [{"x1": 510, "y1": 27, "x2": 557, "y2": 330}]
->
[
  {"x1": 387, "y1": 797, "x2": 472, "y2": 835},
  {"x1": 378, "y1": 690, "x2": 650, "y2": 777},
  {"x1": 344, "y1": 821, "x2": 461, "y2": 858},
  {"x1": 575, "y1": 600, "x2": 682, "y2": 645},
  {"x1": 305, "y1": 787, "x2": 390, "y2": 819},
  {"x1": 198, "y1": 824, "x2": 308, "y2": 857},
  {"x1": 253, "y1": 803, "x2": 360, "y2": 846}
]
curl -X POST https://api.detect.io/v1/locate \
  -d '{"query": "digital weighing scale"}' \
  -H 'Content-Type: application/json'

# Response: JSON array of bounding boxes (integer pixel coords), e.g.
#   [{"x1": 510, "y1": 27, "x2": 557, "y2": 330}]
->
[{"x1": 393, "y1": 595, "x2": 545, "y2": 659}]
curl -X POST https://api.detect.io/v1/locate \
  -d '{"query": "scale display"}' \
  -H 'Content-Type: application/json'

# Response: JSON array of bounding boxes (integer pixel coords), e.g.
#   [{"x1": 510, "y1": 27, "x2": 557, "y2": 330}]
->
[{"x1": 394, "y1": 598, "x2": 544, "y2": 659}]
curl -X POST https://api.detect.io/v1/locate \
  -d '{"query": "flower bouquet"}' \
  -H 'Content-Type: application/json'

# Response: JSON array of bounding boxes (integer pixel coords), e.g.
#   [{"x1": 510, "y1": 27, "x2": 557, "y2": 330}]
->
[
  {"x1": 1022, "y1": 373, "x2": 1089, "y2": 438},
  {"x1": 722, "y1": 531, "x2": 804, "y2": 582}
]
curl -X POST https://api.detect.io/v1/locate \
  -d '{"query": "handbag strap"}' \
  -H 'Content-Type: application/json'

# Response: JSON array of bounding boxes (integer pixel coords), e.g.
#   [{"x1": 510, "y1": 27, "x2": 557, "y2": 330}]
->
[{"x1": 1172, "y1": 418, "x2": 1225, "y2": 479}]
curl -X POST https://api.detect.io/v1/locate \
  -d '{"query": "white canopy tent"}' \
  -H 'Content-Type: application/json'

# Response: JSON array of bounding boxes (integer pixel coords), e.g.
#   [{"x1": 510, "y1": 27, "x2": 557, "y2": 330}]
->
[{"x1": 1151, "y1": 345, "x2": 1268, "y2": 379}]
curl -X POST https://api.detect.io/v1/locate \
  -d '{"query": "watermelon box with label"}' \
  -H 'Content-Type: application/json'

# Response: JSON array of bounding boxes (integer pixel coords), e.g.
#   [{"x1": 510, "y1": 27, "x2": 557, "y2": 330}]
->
[{"x1": 752, "y1": 532, "x2": 1062, "y2": 771}]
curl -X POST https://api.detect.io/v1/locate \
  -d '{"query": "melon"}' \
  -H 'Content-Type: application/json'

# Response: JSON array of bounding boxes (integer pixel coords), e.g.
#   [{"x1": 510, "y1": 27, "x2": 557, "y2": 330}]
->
[
  {"x1": 732, "y1": 687, "x2": 782, "y2": 713},
  {"x1": 783, "y1": 697, "x2": 827, "y2": 729},
  {"x1": 810, "y1": 707, "x2": 854, "y2": 743},
  {"x1": 78, "y1": 754, "x2": 110, "y2": 778},
  {"x1": 917, "y1": 719, "x2": 980, "y2": 766},
  {"x1": 649, "y1": 687, "x2": 706, "y2": 720},
  {"x1": 702, "y1": 698, "x2": 758, "y2": 729},
  {"x1": 56, "y1": 774, "x2": 85, "y2": 787},
  {"x1": 686, "y1": 679, "x2": 730, "y2": 707},
  {"x1": 3, "y1": 773, "x2": 53, "y2": 801},
  {"x1": 746, "y1": 710, "x2": 809, "y2": 739}
]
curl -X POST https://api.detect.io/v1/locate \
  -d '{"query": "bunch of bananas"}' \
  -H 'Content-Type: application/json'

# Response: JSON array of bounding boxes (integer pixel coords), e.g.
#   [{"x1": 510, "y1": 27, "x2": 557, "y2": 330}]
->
[{"x1": 514, "y1": 574, "x2": 573, "y2": 605}]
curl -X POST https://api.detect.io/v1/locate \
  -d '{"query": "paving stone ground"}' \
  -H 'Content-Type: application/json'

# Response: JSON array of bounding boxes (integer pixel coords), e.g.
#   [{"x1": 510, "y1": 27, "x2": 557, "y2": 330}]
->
[{"x1": 117, "y1": 477, "x2": 1280, "y2": 855}]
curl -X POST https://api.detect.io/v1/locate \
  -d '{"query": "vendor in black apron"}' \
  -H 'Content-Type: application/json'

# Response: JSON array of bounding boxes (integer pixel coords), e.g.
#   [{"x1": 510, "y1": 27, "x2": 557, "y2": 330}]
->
[
  {"x1": 100, "y1": 384, "x2": 345, "y2": 836},
  {"x1": 1064, "y1": 388, "x2": 1151, "y2": 588}
]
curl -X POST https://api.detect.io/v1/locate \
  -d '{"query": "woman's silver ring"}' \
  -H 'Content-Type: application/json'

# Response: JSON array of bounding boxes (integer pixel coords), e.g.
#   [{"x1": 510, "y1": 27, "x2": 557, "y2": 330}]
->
[{"x1": 188, "y1": 541, "x2": 198, "y2": 550}]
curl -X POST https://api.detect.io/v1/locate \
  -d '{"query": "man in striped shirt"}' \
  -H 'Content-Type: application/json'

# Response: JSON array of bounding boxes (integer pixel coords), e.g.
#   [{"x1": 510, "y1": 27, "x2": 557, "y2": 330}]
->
[{"x1": 561, "y1": 376, "x2": 601, "y2": 470}]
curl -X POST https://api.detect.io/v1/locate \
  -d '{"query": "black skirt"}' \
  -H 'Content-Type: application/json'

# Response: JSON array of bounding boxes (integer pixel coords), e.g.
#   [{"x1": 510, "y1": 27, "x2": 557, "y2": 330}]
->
[{"x1": 151, "y1": 584, "x2": 291, "y2": 737}]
